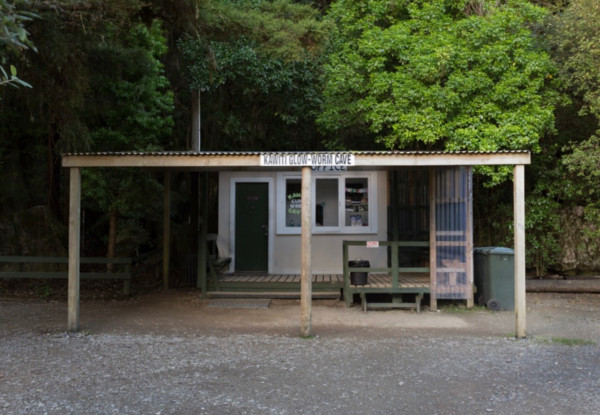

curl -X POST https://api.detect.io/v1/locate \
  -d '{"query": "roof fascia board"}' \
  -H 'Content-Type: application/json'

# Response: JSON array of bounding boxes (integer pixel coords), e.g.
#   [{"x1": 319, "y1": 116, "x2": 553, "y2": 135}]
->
[
  {"x1": 355, "y1": 152, "x2": 530, "y2": 166},
  {"x1": 62, "y1": 152, "x2": 531, "y2": 168}
]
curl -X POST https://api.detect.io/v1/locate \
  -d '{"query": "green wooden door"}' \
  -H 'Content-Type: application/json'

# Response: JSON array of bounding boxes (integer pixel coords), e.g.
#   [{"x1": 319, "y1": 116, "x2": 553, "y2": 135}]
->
[{"x1": 235, "y1": 182, "x2": 269, "y2": 272}]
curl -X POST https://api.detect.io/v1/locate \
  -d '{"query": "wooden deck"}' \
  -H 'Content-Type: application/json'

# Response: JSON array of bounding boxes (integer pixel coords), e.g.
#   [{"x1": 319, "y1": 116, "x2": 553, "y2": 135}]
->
[
  {"x1": 217, "y1": 273, "x2": 343, "y2": 284},
  {"x1": 207, "y1": 272, "x2": 430, "y2": 300},
  {"x1": 208, "y1": 273, "x2": 344, "y2": 297}
]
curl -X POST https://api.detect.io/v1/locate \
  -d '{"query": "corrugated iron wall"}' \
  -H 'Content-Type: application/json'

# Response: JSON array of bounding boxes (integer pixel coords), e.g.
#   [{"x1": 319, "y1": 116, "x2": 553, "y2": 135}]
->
[{"x1": 433, "y1": 167, "x2": 473, "y2": 300}]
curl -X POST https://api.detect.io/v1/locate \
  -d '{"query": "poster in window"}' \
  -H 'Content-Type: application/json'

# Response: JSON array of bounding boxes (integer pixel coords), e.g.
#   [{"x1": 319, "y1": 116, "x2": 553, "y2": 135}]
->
[{"x1": 286, "y1": 179, "x2": 301, "y2": 227}]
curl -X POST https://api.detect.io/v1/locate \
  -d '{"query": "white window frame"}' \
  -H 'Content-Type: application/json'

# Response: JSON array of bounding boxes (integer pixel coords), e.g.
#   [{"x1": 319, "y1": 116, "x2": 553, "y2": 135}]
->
[{"x1": 276, "y1": 171, "x2": 378, "y2": 235}]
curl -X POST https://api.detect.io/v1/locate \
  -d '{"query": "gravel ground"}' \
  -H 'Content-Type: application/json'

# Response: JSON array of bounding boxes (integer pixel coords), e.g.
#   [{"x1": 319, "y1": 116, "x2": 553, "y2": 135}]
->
[{"x1": 1, "y1": 292, "x2": 599, "y2": 414}]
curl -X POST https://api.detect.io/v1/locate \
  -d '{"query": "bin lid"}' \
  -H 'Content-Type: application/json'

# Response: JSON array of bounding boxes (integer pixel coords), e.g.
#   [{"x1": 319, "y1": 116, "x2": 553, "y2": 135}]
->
[{"x1": 474, "y1": 247, "x2": 514, "y2": 255}]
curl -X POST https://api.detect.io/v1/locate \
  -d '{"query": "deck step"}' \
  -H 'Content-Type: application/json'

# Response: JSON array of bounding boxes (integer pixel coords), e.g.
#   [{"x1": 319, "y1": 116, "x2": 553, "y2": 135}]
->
[{"x1": 207, "y1": 291, "x2": 341, "y2": 299}]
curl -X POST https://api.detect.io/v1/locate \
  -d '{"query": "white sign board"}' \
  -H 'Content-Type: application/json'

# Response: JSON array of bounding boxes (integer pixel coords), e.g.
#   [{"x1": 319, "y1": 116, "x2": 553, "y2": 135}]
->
[{"x1": 261, "y1": 153, "x2": 355, "y2": 167}]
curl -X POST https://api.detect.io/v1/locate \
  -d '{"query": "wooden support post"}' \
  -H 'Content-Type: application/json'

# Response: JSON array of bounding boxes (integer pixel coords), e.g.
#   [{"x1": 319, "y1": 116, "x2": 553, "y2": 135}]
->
[
  {"x1": 300, "y1": 166, "x2": 312, "y2": 337},
  {"x1": 68, "y1": 167, "x2": 81, "y2": 331},
  {"x1": 163, "y1": 171, "x2": 171, "y2": 290},
  {"x1": 429, "y1": 168, "x2": 437, "y2": 312},
  {"x1": 514, "y1": 165, "x2": 527, "y2": 338},
  {"x1": 198, "y1": 172, "x2": 208, "y2": 297}
]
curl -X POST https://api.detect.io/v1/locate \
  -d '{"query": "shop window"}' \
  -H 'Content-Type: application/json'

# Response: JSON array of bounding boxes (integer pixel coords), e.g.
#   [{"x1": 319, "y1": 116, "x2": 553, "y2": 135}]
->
[
  {"x1": 315, "y1": 178, "x2": 339, "y2": 227},
  {"x1": 285, "y1": 178, "x2": 301, "y2": 228},
  {"x1": 344, "y1": 177, "x2": 369, "y2": 227},
  {"x1": 277, "y1": 172, "x2": 377, "y2": 234}
]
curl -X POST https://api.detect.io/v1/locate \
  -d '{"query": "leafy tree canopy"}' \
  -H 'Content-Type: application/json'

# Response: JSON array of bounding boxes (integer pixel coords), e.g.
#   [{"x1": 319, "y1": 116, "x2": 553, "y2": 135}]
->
[
  {"x1": 180, "y1": 0, "x2": 329, "y2": 91},
  {"x1": 550, "y1": 0, "x2": 600, "y2": 234},
  {"x1": 319, "y1": 0, "x2": 560, "y2": 161},
  {"x1": 82, "y1": 19, "x2": 174, "y2": 215},
  {"x1": 178, "y1": 0, "x2": 331, "y2": 150},
  {"x1": 0, "y1": 1, "x2": 174, "y2": 252},
  {"x1": 198, "y1": 0, "x2": 328, "y2": 58},
  {"x1": 0, "y1": 0, "x2": 37, "y2": 88},
  {"x1": 80, "y1": 18, "x2": 174, "y2": 254},
  {"x1": 547, "y1": 0, "x2": 600, "y2": 119},
  {"x1": 86, "y1": 20, "x2": 174, "y2": 152}
]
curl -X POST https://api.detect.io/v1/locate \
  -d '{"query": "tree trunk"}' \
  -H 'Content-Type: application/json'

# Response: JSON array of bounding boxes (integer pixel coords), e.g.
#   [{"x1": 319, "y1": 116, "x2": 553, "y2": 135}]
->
[{"x1": 107, "y1": 210, "x2": 118, "y2": 271}]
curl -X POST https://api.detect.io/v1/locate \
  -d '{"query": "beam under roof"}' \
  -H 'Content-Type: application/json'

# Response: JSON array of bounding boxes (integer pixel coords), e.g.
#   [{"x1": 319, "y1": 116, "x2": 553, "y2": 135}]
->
[{"x1": 62, "y1": 150, "x2": 531, "y2": 168}]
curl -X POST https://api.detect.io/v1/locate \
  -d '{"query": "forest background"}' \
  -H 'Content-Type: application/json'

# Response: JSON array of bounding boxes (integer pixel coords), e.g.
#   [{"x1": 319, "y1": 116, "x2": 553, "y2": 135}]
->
[{"x1": 1, "y1": 0, "x2": 599, "y2": 281}]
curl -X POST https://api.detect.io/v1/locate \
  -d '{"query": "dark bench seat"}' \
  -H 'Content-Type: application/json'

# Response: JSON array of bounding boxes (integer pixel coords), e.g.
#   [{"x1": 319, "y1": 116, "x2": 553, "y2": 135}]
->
[{"x1": 345, "y1": 273, "x2": 430, "y2": 313}]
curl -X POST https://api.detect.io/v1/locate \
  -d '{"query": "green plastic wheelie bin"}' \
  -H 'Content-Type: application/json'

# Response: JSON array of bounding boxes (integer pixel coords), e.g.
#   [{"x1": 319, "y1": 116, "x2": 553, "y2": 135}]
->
[{"x1": 474, "y1": 247, "x2": 515, "y2": 311}]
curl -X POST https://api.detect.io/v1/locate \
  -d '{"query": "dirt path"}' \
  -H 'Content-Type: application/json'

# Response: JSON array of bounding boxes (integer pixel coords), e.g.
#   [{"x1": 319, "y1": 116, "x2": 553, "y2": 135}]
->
[{"x1": 1, "y1": 291, "x2": 599, "y2": 341}]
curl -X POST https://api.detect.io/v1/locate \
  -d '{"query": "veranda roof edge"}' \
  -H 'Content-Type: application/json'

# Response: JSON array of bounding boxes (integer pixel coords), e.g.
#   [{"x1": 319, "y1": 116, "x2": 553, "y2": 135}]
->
[{"x1": 62, "y1": 150, "x2": 531, "y2": 168}]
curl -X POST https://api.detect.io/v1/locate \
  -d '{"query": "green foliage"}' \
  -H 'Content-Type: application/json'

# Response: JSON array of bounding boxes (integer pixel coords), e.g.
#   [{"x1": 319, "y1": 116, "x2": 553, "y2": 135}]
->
[
  {"x1": 474, "y1": 150, "x2": 564, "y2": 276},
  {"x1": 182, "y1": 0, "x2": 329, "y2": 92},
  {"x1": 561, "y1": 134, "x2": 600, "y2": 242},
  {"x1": 523, "y1": 189, "x2": 562, "y2": 276},
  {"x1": 0, "y1": 64, "x2": 31, "y2": 88},
  {"x1": 548, "y1": 0, "x2": 600, "y2": 202},
  {"x1": 83, "y1": 168, "x2": 164, "y2": 225},
  {"x1": 1, "y1": 1, "x2": 154, "y2": 154},
  {"x1": 34, "y1": 283, "x2": 53, "y2": 299},
  {"x1": 0, "y1": 0, "x2": 37, "y2": 89},
  {"x1": 547, "y1": 0, "x2": 600, "y2": 244},
  {"x1": 86, "y1": 20, "x2": 174, "y2": 151},
  {"x1": 0, "y1": 2, "x2": 174, "y2": 252},
  {"x1": 3, "y1": 0, "x2": 600, "y2": 272},
  {"x1": 82, "y1": 20, "x2": 174, "y2": 249},
  {"x1": 182, "y1": 37, "x2": 292, "y2": 93},
  {"x1": 196, "y1": 0, "x2": 329, "y2": 60},
  {"x1": 476, "y1": 186, "x2": 562, "y2": 276},
  {"x1": 535, "y1": 336, "x2": 596, "y2": 346},
  {"x1": 546, "y1": 0, "x2": 600, "y2": 119},
  {"x1": 319, "y1": 0, "x2": 560, "y2": 174},
  {"x1": 562, "y1": 135, "x2": 600, "y2": 204},
  {"x1": 179, "y1": 0, "x2": 330, "y2": 150}
]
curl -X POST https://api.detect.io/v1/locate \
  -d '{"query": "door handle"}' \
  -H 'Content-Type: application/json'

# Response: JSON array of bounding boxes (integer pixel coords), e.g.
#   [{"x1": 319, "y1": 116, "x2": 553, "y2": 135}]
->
[{"x1": 261, "y1": 224, "x2": 268, "y2": 237}]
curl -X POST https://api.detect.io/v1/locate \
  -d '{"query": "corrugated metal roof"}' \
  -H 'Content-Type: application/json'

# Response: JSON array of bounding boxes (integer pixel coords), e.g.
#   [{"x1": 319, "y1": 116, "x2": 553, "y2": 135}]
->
[
  {"x1": 63, "y1": 150, "x2": 529, "y2": 157},
  {"x1": 62, "y1": 149, "x2": 531, "y2": 168}
]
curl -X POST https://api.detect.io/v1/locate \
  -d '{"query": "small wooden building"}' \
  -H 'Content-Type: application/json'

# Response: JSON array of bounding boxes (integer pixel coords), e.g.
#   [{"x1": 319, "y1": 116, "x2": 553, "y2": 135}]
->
[{"x1": 62, "y1": 150, "x2": 529, "y2": 337}]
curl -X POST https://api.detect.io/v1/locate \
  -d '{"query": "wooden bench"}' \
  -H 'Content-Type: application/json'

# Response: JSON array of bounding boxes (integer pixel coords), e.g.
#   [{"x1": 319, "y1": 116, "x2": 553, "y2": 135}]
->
[
  {"x1": 352, "y1": 275, "x2": 429, "y2": 313},
  {"x1": 0, "y1": 256, "x2": 133, "y2": 295},
  {"x1": 343, "y1": 240, "x2": 430, "y2": 313}
]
